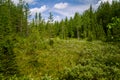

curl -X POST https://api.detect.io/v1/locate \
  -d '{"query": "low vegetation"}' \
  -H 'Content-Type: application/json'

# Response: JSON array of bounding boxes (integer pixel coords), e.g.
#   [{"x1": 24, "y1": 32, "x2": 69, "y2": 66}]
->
[{"x1": 1, "y1": 38, "x2": 120, "y2": 79}]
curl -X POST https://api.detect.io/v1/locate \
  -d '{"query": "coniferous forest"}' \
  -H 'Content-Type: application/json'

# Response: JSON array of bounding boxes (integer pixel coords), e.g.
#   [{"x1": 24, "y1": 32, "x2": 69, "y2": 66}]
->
[{"x1": 0, "y1": 0, "x2": 120, "y2": 80}]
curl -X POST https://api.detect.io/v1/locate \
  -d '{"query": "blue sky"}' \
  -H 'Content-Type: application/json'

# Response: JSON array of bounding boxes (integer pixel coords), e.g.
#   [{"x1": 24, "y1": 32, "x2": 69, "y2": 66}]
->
[{"x1": 12, "y1": 0, "x2": 116, "y2": 21}]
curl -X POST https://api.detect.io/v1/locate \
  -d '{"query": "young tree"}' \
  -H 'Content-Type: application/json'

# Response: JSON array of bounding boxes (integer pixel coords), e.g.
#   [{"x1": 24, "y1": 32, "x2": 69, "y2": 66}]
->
[
  {"x1": 48, "y1": 12, "x2": 54, "y2": 23},
  {"x1": 48, "y1": 12, "x2": 54, "y2": 38},
  {"x1": 38, "y1": 13, "x2": 42, "y2": 24},
  {"x1": 35, "y1": 12, "x2": 38, "y2": 27}
]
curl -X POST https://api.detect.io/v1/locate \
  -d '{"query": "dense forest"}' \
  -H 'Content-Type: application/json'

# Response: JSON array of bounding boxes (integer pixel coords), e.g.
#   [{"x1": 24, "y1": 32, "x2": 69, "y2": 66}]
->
[{"x1": 0, "y1": 0, "x2": 120, "y2": 80}]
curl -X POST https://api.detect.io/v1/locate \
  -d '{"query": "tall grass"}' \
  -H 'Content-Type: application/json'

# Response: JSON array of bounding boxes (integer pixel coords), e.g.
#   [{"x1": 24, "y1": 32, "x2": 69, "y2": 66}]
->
[{"x1": 4, "y1": 37, "x2": 120, "y2": 79}]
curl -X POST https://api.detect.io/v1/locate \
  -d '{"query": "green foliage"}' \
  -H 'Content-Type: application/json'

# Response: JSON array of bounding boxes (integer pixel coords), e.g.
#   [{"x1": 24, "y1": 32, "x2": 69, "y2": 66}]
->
[
  {"x1": 1, "y1": 38, "x2": 120, "y2": 79},
  {"x1": 28, "y1": 1, "x2": 120, "y2": 41},
  {"x1": 0, "y1": 35, "x2": 19, "y2": 78},
  {"x1": 11, "y1": 39, "x2": 120, "y2": 79},
  {"x1": 60, "y1": 64, "x2": 120, "y2": 80},
  {"x1": 48, "y1": 12, "x2": 54, "y2": 23},
  {"x1": 0, "y1": 0, "x2": 120, "y2": 80},
  {"x1": 41, "y1": 74, "x2": 58, "y2": 80},
  {"x1": 0, "y1": 0, "x2": 29, "y2": 78},
  {"x1": 59, "y1": 41, "x2": 120, "y2": 80},
  {"x1": 107, "y1": 17, "x2": 120, "y2": 41}
]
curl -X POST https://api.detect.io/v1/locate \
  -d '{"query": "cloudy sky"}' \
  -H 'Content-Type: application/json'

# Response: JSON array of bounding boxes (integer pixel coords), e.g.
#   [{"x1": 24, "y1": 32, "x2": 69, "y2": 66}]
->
[{"x1": 12, "y1": 0, "x2": 117, "y2": 21}]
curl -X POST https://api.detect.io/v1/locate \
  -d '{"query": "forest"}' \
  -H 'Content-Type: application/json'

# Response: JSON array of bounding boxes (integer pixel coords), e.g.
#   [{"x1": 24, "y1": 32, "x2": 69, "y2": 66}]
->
[{"x1": 0, "y1": 0, "x2": 120, "y2": 80}]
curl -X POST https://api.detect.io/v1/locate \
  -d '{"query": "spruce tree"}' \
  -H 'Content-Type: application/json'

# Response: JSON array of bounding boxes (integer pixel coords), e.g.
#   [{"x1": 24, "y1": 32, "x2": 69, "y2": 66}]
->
[
  {"x1": 48, "y1": 12, "x2": 54, "y2": 38},
  {"x1": 0, "y1": 0, "x2": 19, "y2": 77}
]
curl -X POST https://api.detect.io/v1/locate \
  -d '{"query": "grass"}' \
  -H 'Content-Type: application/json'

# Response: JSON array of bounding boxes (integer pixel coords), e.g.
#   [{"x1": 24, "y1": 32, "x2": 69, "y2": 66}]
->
[{"x1": 10, "y1": 38, "x2": 120, "y2": 79}]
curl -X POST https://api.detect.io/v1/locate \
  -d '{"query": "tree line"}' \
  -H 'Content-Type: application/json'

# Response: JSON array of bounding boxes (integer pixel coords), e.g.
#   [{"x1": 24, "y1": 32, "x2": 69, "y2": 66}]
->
[{"x1": 31, "y1": 1, "x2": 120, "y2": 41}]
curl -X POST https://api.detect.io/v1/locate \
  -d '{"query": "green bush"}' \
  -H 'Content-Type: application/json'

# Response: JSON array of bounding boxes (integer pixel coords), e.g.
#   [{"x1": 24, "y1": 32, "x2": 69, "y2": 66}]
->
[
  {"x1": 59, "y1": 43, "x2": 120, "y2": 80},
  {"x1": 59, "y1": 62, "x2": 120, "y2": 80},
  {"x1": 0, "y1": 35, "x2": 19, "y2": 78}
]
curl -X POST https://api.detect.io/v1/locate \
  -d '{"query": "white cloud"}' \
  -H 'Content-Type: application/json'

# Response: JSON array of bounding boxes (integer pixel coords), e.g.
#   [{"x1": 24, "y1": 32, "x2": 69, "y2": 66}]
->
[
  {"x1": 29, "y1": 5, "x2": 47, "y2": 21},
  {"x1": 12, "y1": 0, "x2": 36, "y2": 4},
  {"x1": 30, "y1": 5, "x2": 47, "y2": 15},
  {"x1": 54, "y1": 2, "x2": 68, "y2": 9},
  {"x1": 26, "y1": 0, "x2": 35, "y2": 4},
  {"x1": 51, "y1": 4, "x2": 90, "y2": 21},
  {"x1": 96, "y1": 0, "x2": 119, "y2": 6},
  {"x1": 98, "y1": 0, "x2": 112, "y2": 4},
  {"x1": 53, "y1": 4, "x2": 90, "y2": 17},
  {"x1": 54, "y1": 16, "x2": 61, "y2": 22},
  {"x1": 101, "y1": 0, "x2": 113, "y2": 3},
  {"x1": 11, "y1": 0, "x2": 19, "y2": 4},
  {"x1": 94, "y1": 0, "x2": 119, "y2": 9}
]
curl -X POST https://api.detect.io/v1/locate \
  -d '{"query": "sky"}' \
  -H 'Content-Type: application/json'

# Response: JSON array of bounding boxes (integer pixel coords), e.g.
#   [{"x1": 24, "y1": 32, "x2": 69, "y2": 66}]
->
[{"x1": 11, "y1": 0, "x2": 118, "y2": 21}]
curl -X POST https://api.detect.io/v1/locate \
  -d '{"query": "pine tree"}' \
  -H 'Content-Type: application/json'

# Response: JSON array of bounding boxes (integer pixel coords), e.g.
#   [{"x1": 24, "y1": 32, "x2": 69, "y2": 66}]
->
[
  {"x1": 24, "y1": 3, "x2": 29, "y2": 36},
  {"x1": 48, "y1": 12, "x2": 54, "y2": 23},
  {"x1": 48, "y1": 12, "x2": 54, "y2": 38},
  {"x1": 35, "y1": 12, "x2": 38, "y2": 27},
  {"x1": 64, "y1": 17, "x2": 69, "y2": 39},
  {"x1": 39, "y1": 13, "x2": 42, "y2": 24},
  {"x1": 0, "y1": 0, "x2": 19, "y2": 77},
  {"x1": 74, "y1": 12, "x2": 81, "y2": 40},
  {"x1": 59, "y1": 20, "x2": 65, "y2": 39},
  {"x1": 68, "y1": 17, "x2": 74, "y2": 38},
  {"x1": 96, "y1": 2, "x2": 111, "y2": 37}
]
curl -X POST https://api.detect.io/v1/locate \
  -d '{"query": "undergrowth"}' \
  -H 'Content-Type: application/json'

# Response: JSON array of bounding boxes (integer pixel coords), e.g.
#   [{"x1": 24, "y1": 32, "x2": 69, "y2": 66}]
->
[{"x1": 1, "y1": 37, "x2": 120, "y2": 80}]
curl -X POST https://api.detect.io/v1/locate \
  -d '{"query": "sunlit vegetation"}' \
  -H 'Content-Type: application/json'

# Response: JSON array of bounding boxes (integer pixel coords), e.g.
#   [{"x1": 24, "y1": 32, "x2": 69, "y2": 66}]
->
[{"x1": 0, "y1": 0, "x2": 120, "y2": 80}]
